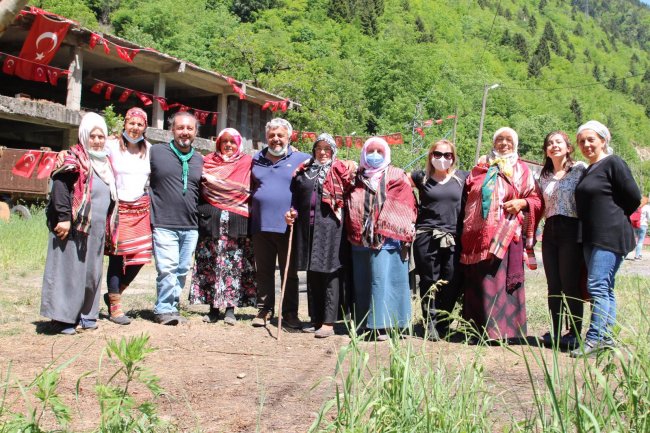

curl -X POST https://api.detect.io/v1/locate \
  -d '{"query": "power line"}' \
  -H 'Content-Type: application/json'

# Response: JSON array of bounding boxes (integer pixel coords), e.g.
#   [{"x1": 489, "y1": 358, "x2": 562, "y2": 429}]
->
[
  {"x1": 476, "y1": 0, "x2": 502, "y2": 66},
  {"x1": 501, "y1": 72, "x2": 647, "y2": 92}
]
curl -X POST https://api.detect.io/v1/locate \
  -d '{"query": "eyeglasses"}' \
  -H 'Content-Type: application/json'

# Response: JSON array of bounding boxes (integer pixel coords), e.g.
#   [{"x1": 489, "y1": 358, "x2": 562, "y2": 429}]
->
[{"x1": 432, "y1": 151, "x2": 453, "y2": 160}]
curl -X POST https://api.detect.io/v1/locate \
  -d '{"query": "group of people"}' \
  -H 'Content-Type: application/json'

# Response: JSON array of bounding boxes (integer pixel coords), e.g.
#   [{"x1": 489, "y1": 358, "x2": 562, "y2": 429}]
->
[{"x1": 40, "y1": 110, "x2": 642, "y2": 357}]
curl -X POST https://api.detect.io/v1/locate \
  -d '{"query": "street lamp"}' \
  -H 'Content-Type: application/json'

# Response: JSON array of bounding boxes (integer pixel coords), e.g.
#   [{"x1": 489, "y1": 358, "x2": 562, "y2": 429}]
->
[{"x1": 475, "y1": 83, "x2": 500, "y2": 164}]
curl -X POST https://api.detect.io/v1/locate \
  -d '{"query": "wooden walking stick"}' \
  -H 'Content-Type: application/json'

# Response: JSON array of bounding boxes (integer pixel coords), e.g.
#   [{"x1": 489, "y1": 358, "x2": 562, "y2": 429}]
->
[{"x1": 277, "y1": 210, "x2": 296, "y2": 341}]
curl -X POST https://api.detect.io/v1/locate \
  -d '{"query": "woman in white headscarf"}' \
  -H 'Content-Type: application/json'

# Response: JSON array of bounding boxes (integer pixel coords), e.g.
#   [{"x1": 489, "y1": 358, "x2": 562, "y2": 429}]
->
[
  {"x1": 459, "y1": 127, "x2": 543, "y2": 342},
  {"x1": 40, "y1": 112, "x2": 116, "y2": 335},
  {"x1": 571, "y1": 120, "x2": 641, "y2": 357},
  {"x1": 345, "y1": 137, "x2": 417, "y2": 341}
]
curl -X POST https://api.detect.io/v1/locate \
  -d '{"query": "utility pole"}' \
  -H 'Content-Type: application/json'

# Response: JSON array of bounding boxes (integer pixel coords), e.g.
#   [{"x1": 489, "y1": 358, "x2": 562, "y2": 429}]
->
[{"x1": 475, "y1": 83, "x2": 499, "y2": 164}]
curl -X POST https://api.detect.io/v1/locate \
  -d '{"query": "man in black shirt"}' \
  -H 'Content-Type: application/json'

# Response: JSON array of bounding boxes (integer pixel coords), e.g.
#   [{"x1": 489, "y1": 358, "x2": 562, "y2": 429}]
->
[{"x1": 149, "y1": 112, "x2": 204, "y2": 325}]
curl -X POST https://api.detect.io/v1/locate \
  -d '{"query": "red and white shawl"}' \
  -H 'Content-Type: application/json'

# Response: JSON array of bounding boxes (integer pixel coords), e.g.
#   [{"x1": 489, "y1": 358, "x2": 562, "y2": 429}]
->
[
  {"x1": 201, "y1": 151, "x2": 252, "y2": 217},
  {"x1": 460, "y1": 159, "x2": 543, "y2": 265}
]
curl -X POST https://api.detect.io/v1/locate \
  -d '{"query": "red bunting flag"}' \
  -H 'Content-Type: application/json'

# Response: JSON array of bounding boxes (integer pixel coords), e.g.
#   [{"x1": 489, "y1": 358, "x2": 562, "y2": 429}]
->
[
  {"x1": 262, "y1": 102, "x2": 272, "y2": 110},
  {"x1": 447, "y1": 114, "x2": 457, "y2": 119},
  {"x1": 46, "y1": 67, "x2": 62, "y2": 85},
  {"x1": 2, "y1": 56, "x2": 16, "y2": 75},
  {"x1": 280, "y1": 100, "x2": 288, "y2": 112},
  {"x1": 118, "y1": 89, "x2": 132, "y2": 103},
  {"x1": 153, "y1": 96, "x2": 168, "y2": 111},
  {"x1": 104, "y1": 84, "x2": 115, "y2": 100},
  {"x1": 415, "y1": 127, "x2": 425, "y2": 137},
  {"x1": 194, "y1": 110, "x2": 209, "y2": 125},
  {"x1": 290, "y1": 131, "x2": 299, "y2": 142},
  {"x1": 115, "y1": 46, "x2": 139, "y2": 63},
  {"x1": 90, "y1": 81, "x2": 105, "y2": 94},
  {"x1": 423, "y1": 119, "x2": 433, "y2": 127},
  {"x1": 226, "y1": 77, "x2": 246, "y2": 100},
  {"x1": 345, "y1": 136, "x2": 353, "y2": 148},
  {"x1": 32, "y1": 65, "x2": 48, "y2": 83},
  {"x1": 36, "y1": 151, "x2": 57, "y2": 179},
  {"x1": 211, "y1": 113, "x2": 218, "y2": 126},
  {"x1": 15, "y1": 14, "x2": 70, "y2": 81},
  {"x1": 353, "y1": 137, "x2": 364, "y2": 149},
  {"x1": 384, "y1": 133, "x2": 404, "y2": 145},
  {"x1": 334, "y1": 136, "x2": 343, "y2": 148},
  {"x1": 435, "y1": 119, "x2": 443, "y2": 124},
  {"x1": 301, "y1": 132, "x2": 317, "y2": 142},
  {"x1": 134, "y1": 92, "x2": 152, "y2": 106},
  {"x1": 12, "y1": 150, "x2": 42, "y2": 178}
]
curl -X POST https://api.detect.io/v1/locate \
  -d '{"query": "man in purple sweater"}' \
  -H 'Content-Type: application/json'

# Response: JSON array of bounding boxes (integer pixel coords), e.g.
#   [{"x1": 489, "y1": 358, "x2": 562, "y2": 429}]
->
[{"x1": 250, "y1": 118, "x2": 310, "y2": 329}]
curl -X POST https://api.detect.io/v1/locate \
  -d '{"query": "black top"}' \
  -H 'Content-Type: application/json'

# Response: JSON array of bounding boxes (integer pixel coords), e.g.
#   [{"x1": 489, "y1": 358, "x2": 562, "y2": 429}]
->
[
  {"x1": 411, "y1": 170, "x2": 469, "y2": 234},
  {"x1": 46, "y1": 171, "x2": 77, "y2": 230},
  {"x1": 149, "y1": 142, "x2": 204, "y2": 229},
  {"x1": 290, "y1": 167, "x2": 348, "y2": 274},
  {"x1": 575, "y1": 155, "x2": 641, "y2": 255}
]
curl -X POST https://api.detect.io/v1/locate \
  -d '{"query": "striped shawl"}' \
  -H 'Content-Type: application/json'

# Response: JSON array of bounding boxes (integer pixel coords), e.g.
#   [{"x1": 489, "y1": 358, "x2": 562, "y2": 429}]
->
[{"x1": 201, "y1": 152, "x2": 252, "y2": 218}]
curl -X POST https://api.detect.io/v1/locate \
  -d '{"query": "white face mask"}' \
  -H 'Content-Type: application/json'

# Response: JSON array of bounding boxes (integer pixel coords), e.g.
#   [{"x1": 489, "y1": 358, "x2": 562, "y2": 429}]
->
[
  {"x1": 267, "y1": 145, "x2": 287, "y2": 157},
  {"x1": 431, "y1": 157, "x2": 452, "y2": 171}
]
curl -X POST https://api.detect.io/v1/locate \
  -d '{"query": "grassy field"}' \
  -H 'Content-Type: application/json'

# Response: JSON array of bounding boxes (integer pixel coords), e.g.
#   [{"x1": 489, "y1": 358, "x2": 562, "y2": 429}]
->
[{"x1": 0, "y1": 210, "x2": 648, "y2": 432}]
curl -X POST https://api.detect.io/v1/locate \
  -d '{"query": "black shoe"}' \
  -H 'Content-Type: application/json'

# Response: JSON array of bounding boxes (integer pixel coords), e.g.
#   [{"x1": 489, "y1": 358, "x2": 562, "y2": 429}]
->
[
  {"x1": 224, "y1": 307, "x2": 237, "y2": 326},
  {"x1": 203, "y1": 307, "x2": 219, "y2": 323},
  {"x1": 155, "y1": 314, "x2": 179, "y2": 326}
]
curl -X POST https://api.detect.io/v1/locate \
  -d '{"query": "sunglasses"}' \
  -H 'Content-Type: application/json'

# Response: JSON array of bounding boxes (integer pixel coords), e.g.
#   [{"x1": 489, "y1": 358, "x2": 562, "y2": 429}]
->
[{"x1": 432, "y1": 151, "x2": 453, "y2": 160}]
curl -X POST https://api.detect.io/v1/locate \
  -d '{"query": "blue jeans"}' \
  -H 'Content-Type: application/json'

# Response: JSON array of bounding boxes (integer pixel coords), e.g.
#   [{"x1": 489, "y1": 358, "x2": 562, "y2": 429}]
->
[
  {"x1": 153, "y1": 228, "x2": 198, "y2": 315},
  {"x1": 583, "y1": 245, "x2": 623, "y2": 343},
  {"x1": 634, "y1": 225, "x2": 647, "y2": 258}
]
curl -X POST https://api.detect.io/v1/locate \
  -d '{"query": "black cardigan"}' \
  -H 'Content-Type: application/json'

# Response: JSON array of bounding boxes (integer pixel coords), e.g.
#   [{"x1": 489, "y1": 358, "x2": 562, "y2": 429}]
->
[{"x1": 575, "y1": 155, "x2": 641, "y2": 255}]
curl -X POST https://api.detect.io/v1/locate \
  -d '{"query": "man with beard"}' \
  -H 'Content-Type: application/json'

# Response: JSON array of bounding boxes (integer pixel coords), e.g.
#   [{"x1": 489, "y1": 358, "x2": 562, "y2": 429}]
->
[
  {"x1": 250, "y1": 118, "x2": 310, "y2": 329},
  {"x1": 149, "y1": 112, "x2": 204, "y2": 325}
]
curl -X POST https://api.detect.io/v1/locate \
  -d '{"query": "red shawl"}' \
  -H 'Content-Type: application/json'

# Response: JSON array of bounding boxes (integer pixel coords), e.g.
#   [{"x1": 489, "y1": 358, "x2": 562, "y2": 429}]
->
[
  {"x1": 460, "y1": 159, "x2": 543, "y2": 265},
  {"x1": 51, "y1": 143, "x2": 93, "y2": 234},
  {"x1": 346, "y1": 165, "x2": 417, "y2": 248},
  {"x1": 201, "y1": 152, "x2": 252, "y2": 217}
]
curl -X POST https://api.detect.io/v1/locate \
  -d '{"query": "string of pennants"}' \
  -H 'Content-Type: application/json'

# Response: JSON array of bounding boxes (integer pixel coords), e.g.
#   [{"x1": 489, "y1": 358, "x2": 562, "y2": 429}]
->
[
  {"x1": 1, "y1": 51, "x2": 69, "y2": 85},
  {"x1": 415, "y1": 115, "x2": 458, "y2": 137},
  {"x1": 290, "y1": 132, "x2": 404, "y2": 147},
  {"x1": 90, "y1": 79, "x2": 219, "y2": 126},
  {"x1": 11, "y1": 149, "x2": 57, "y2": 179}
]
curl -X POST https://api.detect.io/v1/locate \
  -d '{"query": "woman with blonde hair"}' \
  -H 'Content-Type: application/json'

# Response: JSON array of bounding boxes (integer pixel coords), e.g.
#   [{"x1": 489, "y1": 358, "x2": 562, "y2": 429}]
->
[{"x1": 409, "y1": 139, "x2": 468, "y2": 340}]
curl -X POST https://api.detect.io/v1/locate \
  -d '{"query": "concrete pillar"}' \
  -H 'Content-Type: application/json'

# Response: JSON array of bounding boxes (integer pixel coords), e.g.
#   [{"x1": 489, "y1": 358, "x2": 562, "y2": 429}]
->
[
  {"x1": 217, "y1": 93, "x2": 229, "y2": 132},
  {"x1": 152, "y1": 74, "x2": 166, "y2": 129},
  {"x1": 65, "y1": 47, "x2": 83, "y2": 111}
]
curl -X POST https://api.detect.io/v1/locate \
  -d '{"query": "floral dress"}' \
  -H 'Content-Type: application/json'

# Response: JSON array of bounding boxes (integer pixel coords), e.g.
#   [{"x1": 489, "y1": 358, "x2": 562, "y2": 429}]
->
[{"x1": 189, "y1": 211, "x2": 256, "y2": 308}]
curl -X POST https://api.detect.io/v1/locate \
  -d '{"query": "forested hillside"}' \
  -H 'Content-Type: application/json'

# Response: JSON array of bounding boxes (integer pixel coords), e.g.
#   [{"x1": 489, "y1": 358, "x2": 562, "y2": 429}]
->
[{"x1": 32, "y1": 0, "x2": 650, "y2": 188}]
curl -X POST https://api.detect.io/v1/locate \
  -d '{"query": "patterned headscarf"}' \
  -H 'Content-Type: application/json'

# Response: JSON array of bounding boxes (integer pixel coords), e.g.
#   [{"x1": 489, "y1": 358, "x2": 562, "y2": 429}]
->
[
  {"x1": 125, "y1": 107, "x2": 148, "y2": 124},
  {"x1": 312, "y1": 133, "x2": 337, "y2": 159},
  {"x1": 577, "y1": 120, "x2": 613, "y2": 155},
  {"x1": 216, "y1": 127, "x2": 243, "y2": 160}
]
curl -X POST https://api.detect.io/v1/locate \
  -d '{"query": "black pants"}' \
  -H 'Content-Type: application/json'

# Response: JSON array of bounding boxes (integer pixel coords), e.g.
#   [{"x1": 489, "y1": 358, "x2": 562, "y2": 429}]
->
[
  {"x1": 106, "y1": 255, "x2": 143, "y2": 294},
  {"x1": 541, "y1": 216, "x2": 584, "y2": 337},
  {"x1": 413, "y1": 232, "x2": 461, "y2": 335},
  {"x1": 252, "y1": 232, "x2": 299, "y2": 316},
  {"x1": 306, "y1": 270, "x2": 340, "y2": 325}
]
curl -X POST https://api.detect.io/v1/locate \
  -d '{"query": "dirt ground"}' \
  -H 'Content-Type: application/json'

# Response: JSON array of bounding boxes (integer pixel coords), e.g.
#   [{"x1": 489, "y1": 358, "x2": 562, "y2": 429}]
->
[{"x1": 0, "y1": 255, "x2": 647, "y2": 432}]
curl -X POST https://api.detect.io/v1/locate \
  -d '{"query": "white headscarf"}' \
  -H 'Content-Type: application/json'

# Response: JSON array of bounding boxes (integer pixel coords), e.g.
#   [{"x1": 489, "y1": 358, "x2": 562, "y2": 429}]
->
[
  {"x1": 489, "y1": 127, "x2": 519, "y2": 177},
  {"x1": 79, "y1": 112, "x2": 116, "y2": 199},
  {"x1": 360, "y1": 137, "x2": 391, "y2": 190},
  {"x1": 577, "y1": 120, "x2": 614, "y2": 155}
]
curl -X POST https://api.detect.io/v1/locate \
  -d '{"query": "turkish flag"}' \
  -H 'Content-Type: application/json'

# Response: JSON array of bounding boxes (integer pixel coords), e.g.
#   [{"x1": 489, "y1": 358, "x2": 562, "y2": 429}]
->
[
  {"x1": 118, "y1": 89, "x2": 133, "y2": 103},
  {"x1": 32, "y1": 65, "x2": 48, "y2": 83},
  {"x1": 423, "y1": 119, "x2": 433, "y2": 127},
  {"x1": 2, "y1": 56, "x2": 16, "y2": 75},
  {"x1": 12, "y1": 150, "x2": 43, "y2": 178},
  {"x1": 345, "y1": 136, "x2": 353, "y2": 148},
  {"x1": 211, "y1": 113, "x2": 218, "y2": 126},
  {"x1": 353, "y1": 137, "x2": 364, "y2": 149},
  {"x1": 334, "y1": 136, "x2": 343, "y2": 148},
  {"x1": 194, "y1": 110, "x2": 208, "y2": 125},
  {"x1": 36, "y1": 151, "x2": 57, "y2": 179},
  {"x1": 91, "y1": 81, "x2": 106, "y2": 94},
  {"x1": 290, "y1": 131, "x2": 299, "y2": 142},
  {"x1": 154, "y1": 96, "x2": 168, "y2": 111},
  {"x1": 384, "y1": 133, "x2": 403, "y2": 146},
  {"x1": 15, "y1": 14, "x2": 70, "y2": 80},
  {"x1": 104, "y1": 84, "x2": 115, "y2": 100},
  {"x1": 262, "y1": 102, "x2": 272, "y2": 111},
  {"x1": 115, "y1": 46, "x2": 134, "y2": 62},
  {"x1": 415, "y1": 127, "x2": 425, "y2": 137},
  {"x1": 46, "y1": 66, "x2": 66, "y2": 85},
  {"x1": 135, "y1": 92, "x2": 152, "y2": 106}
]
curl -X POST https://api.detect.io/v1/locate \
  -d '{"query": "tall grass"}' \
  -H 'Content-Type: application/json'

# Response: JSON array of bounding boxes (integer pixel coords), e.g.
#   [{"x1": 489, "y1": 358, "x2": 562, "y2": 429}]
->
[
  {"x1": 0, "y1": 207, "x2": 48, "y2": 275},
  {"x1": 310, "y1": 328, "x2": 496, "y2": 432},
  {"x1": 311, "y1": 276, "x2": 650, "y2": 433}
]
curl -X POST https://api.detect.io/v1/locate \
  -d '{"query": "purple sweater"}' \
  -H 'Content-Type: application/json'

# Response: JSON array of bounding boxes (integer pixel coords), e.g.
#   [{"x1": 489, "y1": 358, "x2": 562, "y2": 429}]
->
[{"x1": 250, "y1": 148, "x2": 310, "y2": 234}]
